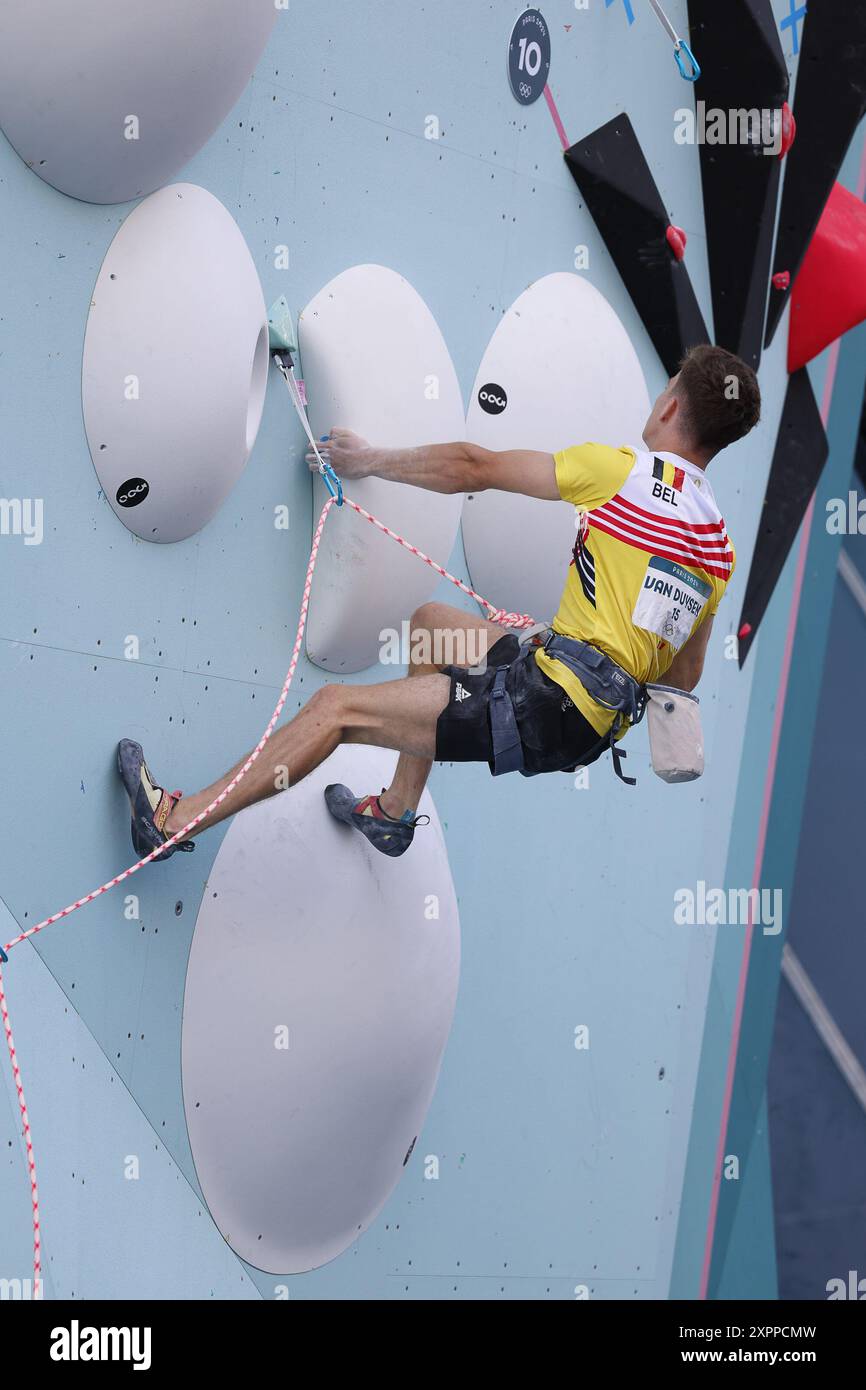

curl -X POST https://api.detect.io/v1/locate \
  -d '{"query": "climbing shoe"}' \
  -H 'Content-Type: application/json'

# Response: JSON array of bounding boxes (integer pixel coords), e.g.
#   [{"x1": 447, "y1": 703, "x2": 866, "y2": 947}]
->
[
  {"x1": 117, "y1": 739, "x2": 195, "y2": 862},
  {"x1": 324, "y1": 785, "x2": 429, "y2": 859}
]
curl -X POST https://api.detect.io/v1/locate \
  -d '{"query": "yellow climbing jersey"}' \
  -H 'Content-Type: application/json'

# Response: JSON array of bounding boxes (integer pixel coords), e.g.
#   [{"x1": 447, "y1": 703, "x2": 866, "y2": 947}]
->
[{"x1": 535, "y1": 443, "x2": 736, "y2": 735}]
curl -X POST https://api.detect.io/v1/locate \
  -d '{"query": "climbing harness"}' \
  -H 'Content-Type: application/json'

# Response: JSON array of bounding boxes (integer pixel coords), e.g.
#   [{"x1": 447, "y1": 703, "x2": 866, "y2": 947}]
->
[
  {"x1": 525, "y1": 628, "x2": 649, "y2": 785},
  {"x1": 488, "y1": 631, "x2": 647, "y2": 783},
  {"x1": 489, "y1": 666, "x2": 525, "y2": 777},
  {"x1": 649, "y1": 0, "x2": 701, "y2": 82}
]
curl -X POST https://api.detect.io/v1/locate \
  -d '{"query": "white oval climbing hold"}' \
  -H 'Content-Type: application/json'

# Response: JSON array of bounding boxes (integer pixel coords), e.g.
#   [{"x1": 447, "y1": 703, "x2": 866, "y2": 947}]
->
[
  {"x1": 0, "y1": 1, "x2": 277, "y2": 204},
  {"x1": 82, "y1": 184, "x2": 269, "y2": 544},
  {"x1": 300, "y1": 265, "x2": 465, "y2": 673},
  {"x1": 181, "y1": 744, "x2": 460, "y2": 1275},
  {"x1": 462, "y1": 273, "x2": 652, "y2": 623}
]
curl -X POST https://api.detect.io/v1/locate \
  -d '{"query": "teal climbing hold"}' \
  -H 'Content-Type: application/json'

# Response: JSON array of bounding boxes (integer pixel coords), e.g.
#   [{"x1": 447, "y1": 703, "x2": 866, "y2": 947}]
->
[{"x1": 268, "y1": 295, "x2": 298, "y2": 355}]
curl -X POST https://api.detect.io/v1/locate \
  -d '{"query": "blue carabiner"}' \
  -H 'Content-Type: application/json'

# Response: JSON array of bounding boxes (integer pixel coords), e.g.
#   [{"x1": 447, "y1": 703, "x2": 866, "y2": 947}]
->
[
  {"x1": 0, "y1": 944, "x2": 8, "y2": 964},
  {"x1": 675, "y1": 40, "x2": 700, "y2": 82},
  {"x1": 320, "y1": 460, "x2": 344, "y2": 507}
]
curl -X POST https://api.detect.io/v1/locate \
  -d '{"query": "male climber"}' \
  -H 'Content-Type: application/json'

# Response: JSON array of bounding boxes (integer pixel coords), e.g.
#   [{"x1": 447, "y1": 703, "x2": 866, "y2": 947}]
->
[{"x1": 118, "y1": 344, "x2": 760, "y2": 860}]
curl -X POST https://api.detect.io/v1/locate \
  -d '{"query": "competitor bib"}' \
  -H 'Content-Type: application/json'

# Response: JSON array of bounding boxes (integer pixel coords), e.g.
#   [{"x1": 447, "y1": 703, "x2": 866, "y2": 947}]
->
[{"x1": 632, "y1": 555, "x2": 712, "y2": 651}]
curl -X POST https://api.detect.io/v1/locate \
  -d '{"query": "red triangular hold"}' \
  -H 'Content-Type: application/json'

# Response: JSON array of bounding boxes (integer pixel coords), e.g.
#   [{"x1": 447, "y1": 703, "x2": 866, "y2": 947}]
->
[{"x1": 788, "y1": 182, "x2": 866, "y2": 373}]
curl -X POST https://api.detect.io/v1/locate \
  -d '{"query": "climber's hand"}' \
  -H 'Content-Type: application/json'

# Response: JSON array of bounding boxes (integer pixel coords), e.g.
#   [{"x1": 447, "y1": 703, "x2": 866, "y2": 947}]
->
[{"x1": 307, "y1": 428, "x2": 372, "y2": 479}]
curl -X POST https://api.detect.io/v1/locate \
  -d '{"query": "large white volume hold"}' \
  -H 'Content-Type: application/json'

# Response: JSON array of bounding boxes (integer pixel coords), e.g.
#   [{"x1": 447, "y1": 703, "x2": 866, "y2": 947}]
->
[
  {"x1": 462, "y1": 274, "x2": 652, "y2": 623},
  {"x1": 82, "y1": 184, "x2": 269, "y2": 543},
  {"x1": 0, "y1": 1, "x2": 277, "y2": 205},
  {"x1": 182, "y1": 744, "x2": 460, "y2": 1275},
  {"x1": 300, "y1": 266, "x2": 465, "y2": 673}
]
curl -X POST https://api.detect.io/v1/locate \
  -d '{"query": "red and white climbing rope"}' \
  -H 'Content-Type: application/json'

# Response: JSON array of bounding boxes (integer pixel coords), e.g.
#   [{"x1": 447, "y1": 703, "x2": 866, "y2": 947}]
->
[
  {"x1": 344, "y1": 496, "x2": 536, "y2": 630},
  {"x1": 0, "y1": 484, "x2": 535, "y2": 1299},
  {"x1": 0, "y1": 965, "x2": 41, "y2": 1297}
]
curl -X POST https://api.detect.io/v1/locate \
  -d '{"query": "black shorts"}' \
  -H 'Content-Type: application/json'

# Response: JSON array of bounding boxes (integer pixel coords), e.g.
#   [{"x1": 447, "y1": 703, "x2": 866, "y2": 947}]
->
[{"x1": 434, "y1": 634, "x2": 607, "y2": 777}]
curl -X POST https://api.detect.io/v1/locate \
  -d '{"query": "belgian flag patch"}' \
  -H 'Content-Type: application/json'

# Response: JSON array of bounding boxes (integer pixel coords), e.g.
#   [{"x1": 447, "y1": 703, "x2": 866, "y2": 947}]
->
[{"x1": 653, "y1": 458, "x2": 686, "y2": 492}]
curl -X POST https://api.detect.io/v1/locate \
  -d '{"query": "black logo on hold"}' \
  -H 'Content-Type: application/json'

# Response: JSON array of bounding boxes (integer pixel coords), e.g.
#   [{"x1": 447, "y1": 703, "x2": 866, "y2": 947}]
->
[
  {"x1": 403, "y1": 1136, "x2": 418, "y2": 1167},
  {"x1": 116, "y1": 478, "x2": 149, "y2": 508},
  {"x1": 478, "y1": 383, "x2": 508, "y2": 415}
]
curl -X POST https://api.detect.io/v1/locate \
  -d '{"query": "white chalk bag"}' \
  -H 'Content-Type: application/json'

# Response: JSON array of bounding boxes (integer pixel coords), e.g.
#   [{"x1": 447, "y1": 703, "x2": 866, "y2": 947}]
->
[{"x1": 645, "y1": 684, "x2": 705, "y2": 784}]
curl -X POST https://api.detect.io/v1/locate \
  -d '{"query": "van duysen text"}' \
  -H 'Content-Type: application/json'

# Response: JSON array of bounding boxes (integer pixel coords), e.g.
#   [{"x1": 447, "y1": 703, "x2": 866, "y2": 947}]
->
[
  {"x1": 674, "y1": 103, "x2": 784, "y2": 156},
  {"x1": 674, "y1": 882, "x2": 783, "y2": 936}
]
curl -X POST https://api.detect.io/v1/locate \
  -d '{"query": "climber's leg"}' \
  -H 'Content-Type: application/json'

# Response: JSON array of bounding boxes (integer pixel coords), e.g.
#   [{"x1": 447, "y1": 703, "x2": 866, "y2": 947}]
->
[
  {"x1": 378, "y1": 602, "x2": 504, "y2": 818},
  {"x1": 119, "y1": 603, "x2": 508, "y2": 860},
  {"x1": 155, "y1": 668, "x2": 451, "y2": 841}
]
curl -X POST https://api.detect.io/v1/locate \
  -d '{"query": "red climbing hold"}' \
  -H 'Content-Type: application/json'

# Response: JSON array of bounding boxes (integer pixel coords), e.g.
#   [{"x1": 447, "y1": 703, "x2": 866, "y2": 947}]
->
[
  {"x1": 738, "y1": 623, "x2": 752, "y2": 641},
  {"x1": 778, "y1": 102, "x2": 796, "y2": 160},
  {"x1": 772, "y1": 271, "x2": 791, "y2": 291},
  {"x1": 788, "y1": 181, "x2": 866, "y2": 374},
  {"x1": 666, "y1": 224, "x2": 687, "y2": 261}
]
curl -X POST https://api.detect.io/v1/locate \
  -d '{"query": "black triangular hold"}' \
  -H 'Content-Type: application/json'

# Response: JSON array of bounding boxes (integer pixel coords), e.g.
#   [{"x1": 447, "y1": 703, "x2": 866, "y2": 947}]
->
[
  {"x1": 687, "y1": 0, "x2": 788, "y2": 372},
  {"x1": 564, "y1": 115, "x2": 710, "y2": 377},
  {"x1": 737, "y1": 369, "x2": 828, "y2": 667},
  {"x1": 765, "y1": 2, "x2": 866, "y2": 348}
]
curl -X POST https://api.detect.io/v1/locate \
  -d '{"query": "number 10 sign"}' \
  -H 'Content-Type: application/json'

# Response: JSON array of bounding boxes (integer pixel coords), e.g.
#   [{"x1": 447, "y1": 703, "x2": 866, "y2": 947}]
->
[{"x1": 508, "y1": 9, "x2": 551, "y2": 106}]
